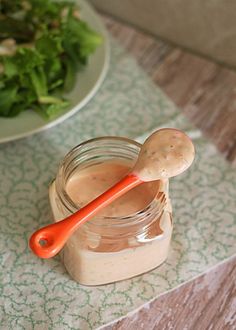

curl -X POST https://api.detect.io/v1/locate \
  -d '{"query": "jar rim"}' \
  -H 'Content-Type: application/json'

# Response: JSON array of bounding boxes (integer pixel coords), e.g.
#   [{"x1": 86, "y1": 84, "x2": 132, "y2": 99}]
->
[
  {"x1": 71, "y1": 135, "x2": 142, "y2": 150},
  {"x1": 55, "y1": 136, "x2": 166, "y2": 227}
]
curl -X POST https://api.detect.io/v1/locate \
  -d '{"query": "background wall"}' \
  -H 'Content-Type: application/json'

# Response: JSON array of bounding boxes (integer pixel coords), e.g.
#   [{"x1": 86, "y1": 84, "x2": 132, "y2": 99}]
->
[{"x1": 90, "y1": 0, "x2": 236, "y2": 68}]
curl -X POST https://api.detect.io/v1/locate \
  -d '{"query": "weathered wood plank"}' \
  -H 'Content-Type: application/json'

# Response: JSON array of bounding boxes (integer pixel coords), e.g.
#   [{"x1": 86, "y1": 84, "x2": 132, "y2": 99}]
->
[
  {"x1": 103, "y1": 15, "x2": 236, "y2": 163},
  {"x1": 102, "y1": 257, "x2": 236, "y2": 330}
]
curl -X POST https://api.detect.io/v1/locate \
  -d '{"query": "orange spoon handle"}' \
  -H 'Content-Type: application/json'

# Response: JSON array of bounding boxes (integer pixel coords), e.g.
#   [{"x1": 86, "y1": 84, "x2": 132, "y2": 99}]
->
[{"x1": 29, "y1": 174, "x2": 142, "y2": 258}]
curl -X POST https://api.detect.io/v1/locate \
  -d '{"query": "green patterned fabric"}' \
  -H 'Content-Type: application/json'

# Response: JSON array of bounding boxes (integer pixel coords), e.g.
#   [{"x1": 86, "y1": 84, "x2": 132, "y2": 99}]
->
[{"x1": 0, "y1": 38, "x2": 235, "y2": 330}]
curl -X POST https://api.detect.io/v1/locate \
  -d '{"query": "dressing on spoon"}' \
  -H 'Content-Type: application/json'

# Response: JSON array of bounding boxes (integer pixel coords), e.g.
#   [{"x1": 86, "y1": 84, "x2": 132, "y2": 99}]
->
[
  {"x1": 134, "y1": 128, "x2": 195, "y2": 181},
  {"x1": 29, "y1": 128, "x2": 195, "y2": 258}
]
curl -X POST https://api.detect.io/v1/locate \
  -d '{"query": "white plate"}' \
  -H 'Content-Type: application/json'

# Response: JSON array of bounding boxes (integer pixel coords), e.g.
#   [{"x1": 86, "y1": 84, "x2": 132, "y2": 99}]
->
[{"x1": 0, "y1": 0, "x2": 109, "y2": 144}]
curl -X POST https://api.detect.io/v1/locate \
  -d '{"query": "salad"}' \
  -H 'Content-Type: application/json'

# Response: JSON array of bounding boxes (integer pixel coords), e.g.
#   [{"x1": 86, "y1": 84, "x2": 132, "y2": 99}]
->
[{"x1": 0, "y1": 0, "x2": 102, "y2": 118}]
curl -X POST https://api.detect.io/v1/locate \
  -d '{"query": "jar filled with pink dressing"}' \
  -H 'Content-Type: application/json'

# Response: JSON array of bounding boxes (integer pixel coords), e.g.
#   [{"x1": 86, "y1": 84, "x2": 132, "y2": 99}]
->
[{"x1": 49, "y1": 137, "x2": 173, "y2": 286}]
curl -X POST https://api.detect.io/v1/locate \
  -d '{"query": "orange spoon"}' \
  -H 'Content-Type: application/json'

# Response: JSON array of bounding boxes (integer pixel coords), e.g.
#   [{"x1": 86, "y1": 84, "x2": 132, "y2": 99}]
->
[
  {"x1": 29, "y1": 128, "x2": 195, "y2": 259},
  {"x1": 29, "y1": 174, "x2": 141, "y2": 258}
]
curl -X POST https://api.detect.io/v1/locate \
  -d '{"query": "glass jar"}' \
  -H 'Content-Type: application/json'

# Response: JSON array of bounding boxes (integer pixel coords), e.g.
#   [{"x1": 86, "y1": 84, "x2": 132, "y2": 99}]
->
[{"x1": 49, "y1": 137, "x2": 173, "y2": 286}]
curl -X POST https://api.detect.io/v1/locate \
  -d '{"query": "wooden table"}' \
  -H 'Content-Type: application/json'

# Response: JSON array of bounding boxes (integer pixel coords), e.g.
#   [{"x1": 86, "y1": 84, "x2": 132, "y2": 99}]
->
[{"x1": 101, "y1": 14, "x2": 236, "y2": 330}]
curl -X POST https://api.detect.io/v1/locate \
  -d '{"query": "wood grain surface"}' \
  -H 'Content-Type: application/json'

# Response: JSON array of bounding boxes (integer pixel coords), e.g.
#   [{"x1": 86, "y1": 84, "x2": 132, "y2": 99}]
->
[
  {"x1": 102, "y1": 257, "x2": 236, "y2": 330},
  {"x1": 103, "y1": 15, "x2": 236, "y2": 164},
  {"x1": 100, "y1": 14, "x2": 236, "y2": 330}
]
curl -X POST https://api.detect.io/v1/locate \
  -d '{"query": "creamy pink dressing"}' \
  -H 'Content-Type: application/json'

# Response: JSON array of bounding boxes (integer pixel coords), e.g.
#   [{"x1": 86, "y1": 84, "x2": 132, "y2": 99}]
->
[
  {"x1": 66, "y1": 161, "x2": 158, "y2": 218},
  {"x1": 49, "y1": 129, "x2": 194, "y2": 285},
  {"x1": 49, "y1": 159, "x2": 172, "y2": 285},
  {"x1": 134, "y1": 128, "x2": 195, "y2": 181}
]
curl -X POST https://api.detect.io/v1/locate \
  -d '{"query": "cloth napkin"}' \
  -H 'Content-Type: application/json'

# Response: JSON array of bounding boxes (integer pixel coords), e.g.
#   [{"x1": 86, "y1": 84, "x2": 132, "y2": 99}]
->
[{"x1": 0, "y1": 38, "x2": 235, "y2": 330}]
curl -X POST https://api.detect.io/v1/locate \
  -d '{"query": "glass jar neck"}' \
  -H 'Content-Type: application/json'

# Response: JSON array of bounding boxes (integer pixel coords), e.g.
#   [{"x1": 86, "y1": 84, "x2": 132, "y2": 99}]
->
[{"x1": 55, "y1": 136, "x2": 167, "y2": 231}]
